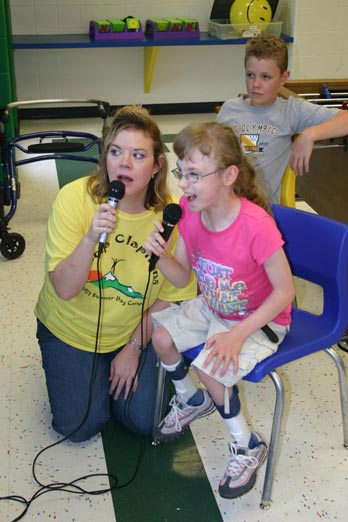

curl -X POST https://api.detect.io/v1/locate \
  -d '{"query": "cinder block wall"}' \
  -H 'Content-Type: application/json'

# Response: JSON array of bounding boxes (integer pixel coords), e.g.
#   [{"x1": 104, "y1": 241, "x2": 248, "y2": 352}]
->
[{"x1": 8, "y1": 0, "x2": 348, "y2": 108}]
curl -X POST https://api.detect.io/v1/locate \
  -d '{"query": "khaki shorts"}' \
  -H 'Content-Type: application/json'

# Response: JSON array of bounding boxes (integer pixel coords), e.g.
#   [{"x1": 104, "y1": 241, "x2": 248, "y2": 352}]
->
[{"x1": 152, "y1": 295, "x2": 289, "y2": 387}]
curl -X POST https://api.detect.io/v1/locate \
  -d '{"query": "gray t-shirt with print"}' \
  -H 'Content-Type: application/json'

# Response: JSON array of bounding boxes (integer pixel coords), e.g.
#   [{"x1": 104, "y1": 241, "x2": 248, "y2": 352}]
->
[{"x1": 217, "y1": 95, "x2": 338, "y2": 203}]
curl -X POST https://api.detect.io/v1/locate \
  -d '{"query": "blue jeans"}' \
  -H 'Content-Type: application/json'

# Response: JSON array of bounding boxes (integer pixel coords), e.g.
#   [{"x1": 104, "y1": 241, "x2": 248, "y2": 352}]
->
[{"x1": 37, "y1": 320, "x2": 164, "y2": 442}]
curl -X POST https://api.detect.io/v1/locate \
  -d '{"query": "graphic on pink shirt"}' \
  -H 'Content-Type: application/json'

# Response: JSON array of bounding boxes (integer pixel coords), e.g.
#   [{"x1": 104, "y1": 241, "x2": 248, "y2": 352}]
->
[{"x1": 193, "y1": 256, "x2": 249, "y2": 317}]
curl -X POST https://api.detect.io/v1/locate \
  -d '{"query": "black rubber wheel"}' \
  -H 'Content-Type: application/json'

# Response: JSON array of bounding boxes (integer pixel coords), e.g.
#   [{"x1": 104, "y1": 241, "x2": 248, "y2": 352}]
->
[{"x1": 0, "y1": 232, "x2": 26, "y2": 260}]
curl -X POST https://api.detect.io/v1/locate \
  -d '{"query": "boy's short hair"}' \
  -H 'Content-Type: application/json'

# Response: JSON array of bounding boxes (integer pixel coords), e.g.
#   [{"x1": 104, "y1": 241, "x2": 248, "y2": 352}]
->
[{"x1": 245, "y1": 35, "x2": 288, "y2": 73}]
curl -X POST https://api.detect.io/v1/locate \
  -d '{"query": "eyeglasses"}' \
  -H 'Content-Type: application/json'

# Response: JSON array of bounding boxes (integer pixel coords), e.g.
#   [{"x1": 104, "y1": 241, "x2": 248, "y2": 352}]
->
[{"x1": 171, "y1": 167, "x2": 224, "y2": 184}]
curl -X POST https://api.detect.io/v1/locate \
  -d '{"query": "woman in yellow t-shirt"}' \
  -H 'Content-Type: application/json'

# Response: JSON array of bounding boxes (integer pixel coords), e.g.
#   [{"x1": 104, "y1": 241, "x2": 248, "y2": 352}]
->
[{"x1": 35, "y1": 106, "x2": 196, "y2": 441}]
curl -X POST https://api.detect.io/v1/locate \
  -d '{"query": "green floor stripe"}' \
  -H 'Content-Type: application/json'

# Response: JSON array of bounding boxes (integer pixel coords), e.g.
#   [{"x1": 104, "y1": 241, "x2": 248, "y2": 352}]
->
[
  {"x1": 53, "y1": 139, "x2": 100, "y2": 188},
  {"x1": 102, "y1": 418, "x2": 222, "y2": 522},
  {"x1": 162, "y1": 134, "x2": 177, "y2": 145}
]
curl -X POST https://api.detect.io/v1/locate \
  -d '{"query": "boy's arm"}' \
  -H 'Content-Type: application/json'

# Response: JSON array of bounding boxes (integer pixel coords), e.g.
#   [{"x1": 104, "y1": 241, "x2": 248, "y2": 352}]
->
[{"x1": 290, "y1": 109, "x2": 348, "y2": 176}]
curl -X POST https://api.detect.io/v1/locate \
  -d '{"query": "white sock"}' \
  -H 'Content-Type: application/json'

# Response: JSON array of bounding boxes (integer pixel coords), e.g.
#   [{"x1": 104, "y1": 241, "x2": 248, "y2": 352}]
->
[
  {"x1": 161, "y1": 360, "x2": 181, "y2": 372},
  {"x1": 173, "y1": 374, "x2": 199, "y2": 402},
  {"x1": 161, "y1": 361, "x2": 198, "y2": 402},
  {"x1": 223, "y1": 411, "x2": 251, "y2": 447}
]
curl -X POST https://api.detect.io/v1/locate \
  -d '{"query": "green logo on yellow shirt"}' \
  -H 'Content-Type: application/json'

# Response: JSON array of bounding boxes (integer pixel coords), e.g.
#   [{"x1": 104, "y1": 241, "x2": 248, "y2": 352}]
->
[{"x1": 88, "y1": 260, "x2": 143, "y2": 300}]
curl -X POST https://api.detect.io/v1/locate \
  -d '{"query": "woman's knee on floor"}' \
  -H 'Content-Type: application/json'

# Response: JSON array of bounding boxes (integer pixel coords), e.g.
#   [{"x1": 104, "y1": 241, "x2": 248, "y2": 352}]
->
[
  {"x1": 112, "y1": 399, "x2": 155, "y2": 436},
  {"x1": 52, "y1": 412, "x2": 110, "y2": 443}
]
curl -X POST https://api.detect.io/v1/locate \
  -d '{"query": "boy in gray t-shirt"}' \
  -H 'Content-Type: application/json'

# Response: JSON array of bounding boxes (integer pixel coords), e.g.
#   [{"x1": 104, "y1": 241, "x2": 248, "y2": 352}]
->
[{"x1": 217, "y1": 35, "x2": 348, "y2": 203}]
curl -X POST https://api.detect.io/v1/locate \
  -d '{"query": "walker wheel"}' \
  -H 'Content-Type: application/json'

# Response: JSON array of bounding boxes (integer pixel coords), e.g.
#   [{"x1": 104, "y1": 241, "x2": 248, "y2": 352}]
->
[{"x1": 0, "y1": 233, "x2": 26, "y2": 260}]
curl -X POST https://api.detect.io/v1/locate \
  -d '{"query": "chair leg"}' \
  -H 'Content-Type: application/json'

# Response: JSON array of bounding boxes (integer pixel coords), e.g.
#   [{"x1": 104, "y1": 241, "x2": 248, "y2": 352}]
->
[
  {"x1": 260, "y1": 370, "x2": 285, "y2": 510},
  {"x1": 152, "y1": 363, "x2": 166, "y2": 444},
  {"x1": 325, "y1": 347, "x2": 348, "y2": 448}
]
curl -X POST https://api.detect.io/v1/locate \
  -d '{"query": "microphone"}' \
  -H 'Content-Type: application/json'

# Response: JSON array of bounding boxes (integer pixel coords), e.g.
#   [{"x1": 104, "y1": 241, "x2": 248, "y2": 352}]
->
[
  {"x1": 98, "y1": 180, "x2": 125, "y2": 256},
  {"x1": 149, "y1": 203, "x2": 182, "y2": 272}
]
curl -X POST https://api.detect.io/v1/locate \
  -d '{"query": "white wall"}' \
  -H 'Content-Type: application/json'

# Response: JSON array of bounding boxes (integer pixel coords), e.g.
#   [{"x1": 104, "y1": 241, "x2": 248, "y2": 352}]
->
[
  {"x1": 8, "y1": 0, "x2": 348, "y2": 108},
  {"x1": 292, "y1": 0, "x2": 348, "y2": 79},
  {"x1": 9, "y1": 0, "x2": 213, "y2": 35}
]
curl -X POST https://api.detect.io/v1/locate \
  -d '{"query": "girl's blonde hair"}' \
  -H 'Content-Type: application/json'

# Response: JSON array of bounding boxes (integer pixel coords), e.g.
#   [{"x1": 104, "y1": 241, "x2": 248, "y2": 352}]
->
[
  {"x1": 87, "y1": 105, "x2": 170, "y2": 211},
  {"x1": 173, "y1": 121, "x2": 271, "y2": 213}
]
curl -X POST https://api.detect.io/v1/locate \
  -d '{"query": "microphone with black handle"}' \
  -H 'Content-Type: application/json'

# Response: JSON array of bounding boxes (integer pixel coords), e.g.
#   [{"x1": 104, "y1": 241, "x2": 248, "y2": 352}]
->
[
  {"x1": 148, "y1": 203, "x2": 182, "y2": 272},
  {"x1": 98, "y1": 180, "x2": 125, "y2": 257}
]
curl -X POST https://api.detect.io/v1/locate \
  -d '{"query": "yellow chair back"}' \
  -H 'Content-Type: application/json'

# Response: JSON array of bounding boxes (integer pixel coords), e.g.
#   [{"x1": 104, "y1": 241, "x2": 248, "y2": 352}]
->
[{"x1": 280, "y1": 164, "x2": 296, "y2": 208}]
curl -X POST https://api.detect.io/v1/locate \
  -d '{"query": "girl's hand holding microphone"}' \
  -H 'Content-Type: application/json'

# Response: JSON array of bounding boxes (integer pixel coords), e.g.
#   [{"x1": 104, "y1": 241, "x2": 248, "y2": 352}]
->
[{"x1": 144, "y1": 220, "x2": 167, "y2": 259}]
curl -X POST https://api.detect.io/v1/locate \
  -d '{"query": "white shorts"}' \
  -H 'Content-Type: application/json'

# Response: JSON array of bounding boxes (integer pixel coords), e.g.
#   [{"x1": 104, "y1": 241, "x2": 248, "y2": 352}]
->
[{"x1": 152, "y1": 295, "x2": 289, "y2": 387}]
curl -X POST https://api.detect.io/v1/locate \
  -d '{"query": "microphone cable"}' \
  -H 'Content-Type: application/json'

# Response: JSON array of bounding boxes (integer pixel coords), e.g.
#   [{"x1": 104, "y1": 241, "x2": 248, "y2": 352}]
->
[
  {"x1": 117, "y1": 202, "x2": 183, "y2": 446},
  {"x1": 116, "y1": 270, "x2": 153, "y2": 491},
  {"x1": 1, "y1": 197, "x2": 169, "y2": 519},
  {"x1": 1, "y1": 252, "x2": 152, "y2": 521}
]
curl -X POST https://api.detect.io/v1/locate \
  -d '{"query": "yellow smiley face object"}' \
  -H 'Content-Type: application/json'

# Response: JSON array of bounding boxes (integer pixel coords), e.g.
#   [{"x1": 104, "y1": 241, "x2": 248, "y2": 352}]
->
[{"x1": 230, "y1": 0, "x2": 272, "y2": 34}]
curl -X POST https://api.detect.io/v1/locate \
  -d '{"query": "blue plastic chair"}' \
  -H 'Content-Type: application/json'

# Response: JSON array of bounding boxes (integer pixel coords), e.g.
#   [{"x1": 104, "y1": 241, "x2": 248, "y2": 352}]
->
[{"x1": 153, "y1": 204, "x2": 348, "y2": 509}]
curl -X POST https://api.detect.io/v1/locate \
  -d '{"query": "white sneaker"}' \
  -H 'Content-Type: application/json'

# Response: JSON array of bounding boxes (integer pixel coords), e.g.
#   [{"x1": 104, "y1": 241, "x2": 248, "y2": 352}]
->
[
  {"x1": 154, "y1": 389, "x2": 215, "y2": 441},
  {"x1": 219, "y1": 432, "x2": 268, "y2": 499}
]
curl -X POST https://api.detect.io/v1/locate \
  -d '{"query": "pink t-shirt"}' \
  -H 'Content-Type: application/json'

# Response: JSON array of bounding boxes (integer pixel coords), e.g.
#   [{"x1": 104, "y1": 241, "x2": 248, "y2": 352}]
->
[{"x1": 178, "y1": 196, "x2": 291, "y2": 326}]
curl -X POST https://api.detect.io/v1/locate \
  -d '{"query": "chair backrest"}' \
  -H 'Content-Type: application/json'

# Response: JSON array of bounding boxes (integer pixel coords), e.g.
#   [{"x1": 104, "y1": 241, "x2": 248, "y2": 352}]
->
[
  {"x1": 280, "y1": 164, "x2": 296, "y2": 208},
  {"x1": 272, "y1": 204, "x2": 348, "y2": 332}
]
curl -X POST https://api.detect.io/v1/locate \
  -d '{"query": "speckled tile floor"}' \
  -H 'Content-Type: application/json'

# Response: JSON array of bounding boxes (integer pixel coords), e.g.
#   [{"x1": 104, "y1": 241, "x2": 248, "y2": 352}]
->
[{"x1": 1, "y1": 114, "x2": 347, "y2": 522}]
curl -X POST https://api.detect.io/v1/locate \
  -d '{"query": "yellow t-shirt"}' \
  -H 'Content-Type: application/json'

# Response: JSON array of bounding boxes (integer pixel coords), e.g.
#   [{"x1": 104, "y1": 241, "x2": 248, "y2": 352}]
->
[{"x1": 35, "y1": 177, "x2": 197, "y2": 352}]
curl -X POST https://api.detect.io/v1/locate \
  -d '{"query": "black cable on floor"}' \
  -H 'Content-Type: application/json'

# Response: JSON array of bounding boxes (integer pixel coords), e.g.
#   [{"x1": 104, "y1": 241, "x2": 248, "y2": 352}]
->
[{"x1": 1, "y1": 255, "x2": 153, "y2": 521}]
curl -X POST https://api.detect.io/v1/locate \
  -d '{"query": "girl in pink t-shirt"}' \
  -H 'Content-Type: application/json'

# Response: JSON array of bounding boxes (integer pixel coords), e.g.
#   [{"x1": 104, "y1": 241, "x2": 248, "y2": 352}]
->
[{"x1": 145, "y1": 121, "x2": 295, "y2": 500}]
